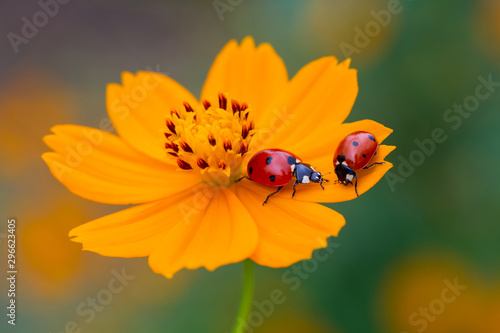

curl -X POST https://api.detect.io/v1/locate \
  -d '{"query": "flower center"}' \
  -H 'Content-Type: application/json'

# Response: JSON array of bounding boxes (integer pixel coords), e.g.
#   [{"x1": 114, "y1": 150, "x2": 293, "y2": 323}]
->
[{"x1": 164, "y1": 93, "x2": 256, "y2": 186}]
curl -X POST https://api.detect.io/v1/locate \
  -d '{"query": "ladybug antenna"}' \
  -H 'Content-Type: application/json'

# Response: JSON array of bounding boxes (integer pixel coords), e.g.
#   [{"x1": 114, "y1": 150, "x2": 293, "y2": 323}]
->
[
  {"x1": 319, "y1": 173, "x2": 330, "y2": 190},
  {"x1": 321, "y1": 171, "x2": 330, "y2": 184}
]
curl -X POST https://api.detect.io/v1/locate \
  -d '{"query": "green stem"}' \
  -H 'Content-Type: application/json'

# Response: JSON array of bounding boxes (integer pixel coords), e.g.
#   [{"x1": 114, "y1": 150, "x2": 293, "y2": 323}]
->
[{"x1": 231, "y1": 259, "x2": 255, "y2": 333}]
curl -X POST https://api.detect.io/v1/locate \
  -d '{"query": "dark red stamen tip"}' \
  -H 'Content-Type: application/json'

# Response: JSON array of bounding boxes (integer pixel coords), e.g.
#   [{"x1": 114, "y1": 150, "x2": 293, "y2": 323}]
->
[
  {"x1": 218, "y1": 160, "x2": 227, "y2": 169},
  {"x1": 180, "y1": 141, "x2": 193, "y2": 153},
  {"x1": 239, "y1": 142, "x2": 248, "y2": 155},
  {"x1": 183, "y1": 102, "x2": 194, "y2": 112},
  {"x1": 218, "y1": 93, "x2": 227, "y2": 110},
  {"x1": 170, "y1": 109, "x2": 180, "y2": 118},
  {"x1": 203, "y1": 100, "x2": 211, "y2": 110},
  {"x1": 166, "y1": 119, "x2": 177, "y2": 134},
  {"x1": 241, "y1": 102, "x2": 248, "y2": 111},
  {"x1": 241, "y1": 124, "x2": 249, "y2": 139},
  {"x1": 177, "y1": 159, "x2": 192, "y2": 170},
  {"x1": 223, "y1": 139, "x2": 232, "y2": 152},
  {"x1": 231, "y1": 99, "x2": 241, "y2": 114},
  {"x1": 197, "y1": 158, "x2": 209, "y2": 169},
  {"x1": 164, "y1": 132, "x2": 172, "y2": 139},
  {"x1": 208, "y1": 134, "x2": 216, "y2": 146},
  {"x1": 171, "y1": 142, "x2": 179, "y2": 153},
  {"x1": 168, "y1": 152, "x2": 178, "y2": 157}
]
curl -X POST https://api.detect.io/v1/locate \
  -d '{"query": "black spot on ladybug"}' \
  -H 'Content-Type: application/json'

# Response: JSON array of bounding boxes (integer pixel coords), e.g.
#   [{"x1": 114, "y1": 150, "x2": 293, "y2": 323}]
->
[
  {"x1": 353, "y1": 141, "x2": 359, "y2": 146},
  {"x1": 266, "y1": 156, "x2": 273, "y2": 165},
  {"x1": 368, "y1": 134, "x2": 375, "y2": 141},
  {"x1": 287, "y1": 156, "x2": 295, "y2": 165},
  {"x1": 249, "y1": 167, "x2": 253, "y2": 175},
  {"x1": 363, "y1": 154, "x2": 366, "y2": 158},
  {"x1": 269, "y1": 175, "x2": 276, "y2": 182}
]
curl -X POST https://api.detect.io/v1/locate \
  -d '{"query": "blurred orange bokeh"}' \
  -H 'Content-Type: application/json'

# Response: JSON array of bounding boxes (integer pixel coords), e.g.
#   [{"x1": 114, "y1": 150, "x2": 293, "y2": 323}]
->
[{"x1": 379, "y1": 251, "x2": 500, "y2": 333}]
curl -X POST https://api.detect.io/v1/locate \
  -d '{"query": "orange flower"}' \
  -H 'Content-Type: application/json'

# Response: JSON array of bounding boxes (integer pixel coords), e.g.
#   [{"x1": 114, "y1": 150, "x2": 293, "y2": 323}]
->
[{"x1": 42, "y1": 37, "x2": 394, "y2": 278}]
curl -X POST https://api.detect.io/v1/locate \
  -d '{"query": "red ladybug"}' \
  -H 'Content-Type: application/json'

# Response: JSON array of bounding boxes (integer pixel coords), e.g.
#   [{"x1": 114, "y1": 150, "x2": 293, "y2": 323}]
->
[
  {"x1": 334, "y1": 131, "x2": 384, "y2": 196},
  {"x1": 247, "y1": 149, "x2": 328, "y2": 205}
]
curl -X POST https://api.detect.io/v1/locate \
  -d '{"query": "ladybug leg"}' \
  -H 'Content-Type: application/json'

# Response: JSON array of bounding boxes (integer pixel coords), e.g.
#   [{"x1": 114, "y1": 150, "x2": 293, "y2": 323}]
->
[
  {"x1": 319, "y1": 172, "x2": 330, "y2": 189},
  {"x1": 235, "y1": 176, "x2": 250, "y2": 183},
  {"x1": 363, "y1": 162, "x2": 385, "y2": 169},
  {"x1": 320, "y1": 176, "x2": 329, "y2": 190},
  {"x1": 292, "y1": 180, "x2": 299, "y2": 198},
  {"x1": 263, "y1": 186, "x2": 283, "y2": 206},
  {"x1": 353, "y1": 174, "x2": 359, "y2": 196}
]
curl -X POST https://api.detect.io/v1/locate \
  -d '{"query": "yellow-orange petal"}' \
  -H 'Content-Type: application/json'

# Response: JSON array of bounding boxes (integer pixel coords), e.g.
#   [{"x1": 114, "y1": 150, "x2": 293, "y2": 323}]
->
[
  {"x1": 107, "y1": 71, "x2": 199, "y2": 161},
  {"x1": 148, "y1": 186, "x2": 258, "y2": 278},
  {"x1": 69, "y1": 189, "x2": 196, "y2": 257},
  {"x1": 200, "y1": 36, "x2": 288, "y2": 125},
  {"x1": 261, "y1": 57, "x2": 357, "y2": 149},
  {"x1": 234, "y1": 182, "x2": 345, "y2": 267},
  {"x1": 42, "y1": 125, "x2": 200, "y2": 204}
]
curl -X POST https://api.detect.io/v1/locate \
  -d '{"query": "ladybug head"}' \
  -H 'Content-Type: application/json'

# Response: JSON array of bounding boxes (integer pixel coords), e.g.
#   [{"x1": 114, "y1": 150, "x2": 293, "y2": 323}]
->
[
  {"x1": 310, "y1": 171, "x2": 329, "y2": 190},
  {"x1": 334, "y1": 154, "x2": 350, "y2": 181},
  {"x1": 336, "y1": 154, "x2": 346, "y2": 164},
  {"x1": 310, "y1": 171, "x2": 322, "y2": 183}
]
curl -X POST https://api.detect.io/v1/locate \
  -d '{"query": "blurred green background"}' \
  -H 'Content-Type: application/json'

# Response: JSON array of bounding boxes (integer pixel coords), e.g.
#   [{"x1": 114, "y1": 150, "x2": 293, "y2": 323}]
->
[{"x1": 1, "y1": 0, "x2": 500, "y2": 332}]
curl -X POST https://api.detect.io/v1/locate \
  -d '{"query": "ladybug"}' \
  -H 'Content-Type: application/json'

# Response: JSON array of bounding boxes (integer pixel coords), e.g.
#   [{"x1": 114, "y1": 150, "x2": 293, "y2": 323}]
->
[
  {"x1": 247, "y1": 149, "x2": 328, "y2": 205},
  {"x1": 334, "y1": 131, "x2": 384, "y2": 196}
]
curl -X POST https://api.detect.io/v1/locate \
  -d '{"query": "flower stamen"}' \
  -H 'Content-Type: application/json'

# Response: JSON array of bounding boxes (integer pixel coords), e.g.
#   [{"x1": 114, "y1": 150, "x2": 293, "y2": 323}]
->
[
  {"x1": 165, "y1": 119, "x2": 177, "y2": 135},
  {"x1": 218, "y1": 93, "x2": 227, "y2": 110},
  {"x1": 177, "y1": 159, "x2": 192, "y2": 170},
  {"x1": 197, "y1": 158, "x2": 209, "y2": 169},
  {"x1": 183, "y1": 102, "x2": 194, "y2": 112},
  {"x1": 231, "y1": 99, "x2": 241, "y2": 114},
  {"x1": 239, "y1": 142, "x2": 248, "y2": 155},
  {"x1": 170, "y1": 109, "x2": 180, "y2": 118},
  {"x1": 203, "y1": 100, "x2": 211, "y2": 110},
  {"x1": 179, "y1": 141, "x2": 193, "y2": 153},
  {"x1": 241, "y1": 124, "x2": 249, "y2": 139},
  {"x1": 208, "y1": 133, "x2": 216, "y2": 146},
  {"x1": 223, "y1": 139, "x2": 232, "y2": 152},
  {"x1": 164, "y1": 93, "x2": 257, "y2": 185}
]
